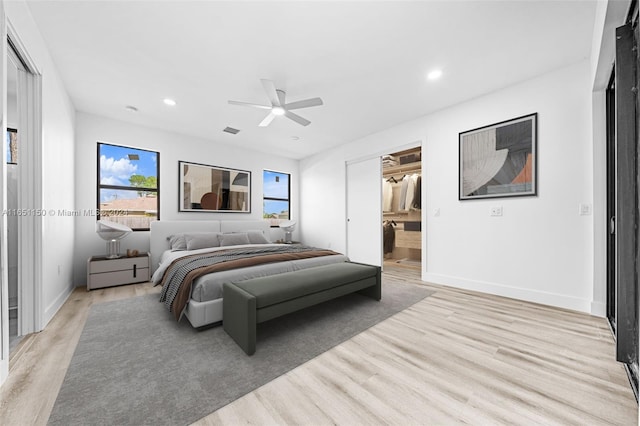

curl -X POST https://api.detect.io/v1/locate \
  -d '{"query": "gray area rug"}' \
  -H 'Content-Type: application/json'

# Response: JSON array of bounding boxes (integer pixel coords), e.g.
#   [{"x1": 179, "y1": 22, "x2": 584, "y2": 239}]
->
[{"x1": 48, "y1": 280, "x2": 433, "y2": 426}]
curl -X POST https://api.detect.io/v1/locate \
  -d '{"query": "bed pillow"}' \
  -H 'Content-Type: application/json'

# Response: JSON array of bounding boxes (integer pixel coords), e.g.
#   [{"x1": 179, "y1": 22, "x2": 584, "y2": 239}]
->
[
  {"x1": 184, "y1": 232, "x2": 222, "y2": 251},
  {"x1": 167, "y1": 234, "x2": 187, "y2": 251},
  {"x1": 247, "y1": 230, "x2": 270, "y2": 244},
  {"x1": 218, "y1": 232, "x2": 251, "y2": 247}
]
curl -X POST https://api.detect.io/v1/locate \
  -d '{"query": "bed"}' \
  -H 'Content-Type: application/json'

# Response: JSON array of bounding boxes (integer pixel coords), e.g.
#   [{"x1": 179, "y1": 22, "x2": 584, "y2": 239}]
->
[{"x1": 149, "y1": 220, "x2": 348, "y2": 328}]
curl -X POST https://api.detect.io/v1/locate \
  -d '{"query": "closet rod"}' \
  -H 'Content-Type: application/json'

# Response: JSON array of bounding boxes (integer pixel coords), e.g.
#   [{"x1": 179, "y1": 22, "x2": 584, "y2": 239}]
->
[{"x1": 383, "y1": 171, "x2": 421, "y2": 179}]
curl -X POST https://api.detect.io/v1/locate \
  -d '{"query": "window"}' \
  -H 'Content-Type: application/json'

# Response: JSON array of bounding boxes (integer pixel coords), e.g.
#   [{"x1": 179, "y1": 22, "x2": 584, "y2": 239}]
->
[
  {"x1": 97, "y1": 142, "x2": 159, "y2": 231},
  {"x1": 263, "y1": 170, "x2": 290, "y2": 226}
]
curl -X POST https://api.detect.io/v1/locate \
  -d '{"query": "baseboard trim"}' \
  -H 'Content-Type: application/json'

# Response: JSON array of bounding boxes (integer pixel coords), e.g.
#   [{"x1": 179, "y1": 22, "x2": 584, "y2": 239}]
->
[
  {"x1": 422, "y1": 272, "x2": 592, "y2": 313},
  {"x1": 43, "y1": 283, "x2": 74, "y2": 330}
]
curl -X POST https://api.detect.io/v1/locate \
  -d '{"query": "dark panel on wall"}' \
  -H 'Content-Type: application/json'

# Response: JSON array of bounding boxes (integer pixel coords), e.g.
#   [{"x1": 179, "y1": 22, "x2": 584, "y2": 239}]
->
[{"x1": 614, "y1": 22, "x2": 638, "y2": 366}]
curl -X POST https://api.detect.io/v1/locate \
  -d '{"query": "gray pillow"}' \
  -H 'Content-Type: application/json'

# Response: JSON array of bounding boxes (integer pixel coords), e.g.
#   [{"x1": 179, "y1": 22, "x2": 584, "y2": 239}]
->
[
  {"x1": 218, "y1": 232, "x2": 251, "y2": 247},
  {"x1": 247, "y1": 230, "x2": 270, "y2": 244},
  {"x1": 167, "y1": 234, "x2": 187, "y2": 251},
  {"x1": 184, "y1": 232, "x2": 222, "y2": 251}
]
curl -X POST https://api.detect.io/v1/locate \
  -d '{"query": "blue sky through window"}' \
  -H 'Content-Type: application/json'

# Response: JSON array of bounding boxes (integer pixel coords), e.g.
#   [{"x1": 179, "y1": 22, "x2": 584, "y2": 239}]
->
[
  {"x1": 263, "y1": 170, "x2": 290, "y2": 220},
  {"x1": 264, "y1": 200, "x2": 289, "y2": 216},
  {"x1": 263, "y1": 170, "x2": 289, "y2": 199},
  {"x1": 99, "y1": 144, "x2": 157, "y2": 202}
]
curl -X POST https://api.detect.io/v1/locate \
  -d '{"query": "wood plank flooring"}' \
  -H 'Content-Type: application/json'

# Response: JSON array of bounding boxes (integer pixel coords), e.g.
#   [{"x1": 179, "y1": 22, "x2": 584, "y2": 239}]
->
[
  {"x1": 0, "y1": 267, "x2": 636, "y2": 425},
  {"x1": 0, "y1": 282, "x2": 161, "y2": 425}
]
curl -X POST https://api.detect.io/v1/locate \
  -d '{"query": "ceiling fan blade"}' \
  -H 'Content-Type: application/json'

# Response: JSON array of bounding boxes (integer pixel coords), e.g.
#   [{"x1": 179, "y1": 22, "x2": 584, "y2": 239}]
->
[
  {"x1": 261, "y1": 79, "x2": 281, "y2": 106},
  {"x1": 228, "y1": 100, "x2": 271, "y2": 110},
  {"x1": 284, "y1": 110, "x2": 311, "y2": 126},
  {"x1": 285, "y1": 97, "x2": 323, "y2": 110},
  {"x1": 259, "y1": 112, "x2": 276, "y2": 127}
]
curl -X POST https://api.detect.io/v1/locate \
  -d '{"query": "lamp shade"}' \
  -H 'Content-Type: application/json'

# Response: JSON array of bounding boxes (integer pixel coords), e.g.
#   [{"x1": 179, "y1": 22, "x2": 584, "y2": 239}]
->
[
  {"x1": 278, "y1": 220, "x2": 296, "y2": 232},
  {"x1": 96, "y1": 220, "x2": 132, "y2": 259},
  {"x1": 95, "y1": 220, "x2": 132, "y2": 241},
  {"x1": 278, "y1": 220, "x2": 296, "y2": 243}
]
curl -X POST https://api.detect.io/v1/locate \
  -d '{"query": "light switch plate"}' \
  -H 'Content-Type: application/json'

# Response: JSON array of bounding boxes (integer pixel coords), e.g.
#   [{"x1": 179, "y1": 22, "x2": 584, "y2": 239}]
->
[{"x1": 579, "y1": 203, "x2": 592, "y2": 216}]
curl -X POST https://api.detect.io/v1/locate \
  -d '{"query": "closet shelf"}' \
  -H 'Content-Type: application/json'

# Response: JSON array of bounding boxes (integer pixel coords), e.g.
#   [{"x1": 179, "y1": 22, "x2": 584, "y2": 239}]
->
[
  {"x1": 383, "y1": 211, "x2": 421, "y2": 222},
  {"x1": 382, "y1": 161, "x2": 421, "y2": 176}
]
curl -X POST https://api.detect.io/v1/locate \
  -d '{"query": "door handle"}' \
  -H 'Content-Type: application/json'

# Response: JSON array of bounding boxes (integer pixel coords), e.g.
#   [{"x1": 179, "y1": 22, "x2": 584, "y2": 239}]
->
[{"x1": 610, "y1": 216, "x2": 616, "y2": 235}]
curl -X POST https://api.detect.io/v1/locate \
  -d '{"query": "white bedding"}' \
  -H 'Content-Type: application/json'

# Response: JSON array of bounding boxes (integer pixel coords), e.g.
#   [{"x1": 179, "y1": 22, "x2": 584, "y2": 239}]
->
[{"x1": 152, "y1": 244, "x2": 349, "y2": 303}]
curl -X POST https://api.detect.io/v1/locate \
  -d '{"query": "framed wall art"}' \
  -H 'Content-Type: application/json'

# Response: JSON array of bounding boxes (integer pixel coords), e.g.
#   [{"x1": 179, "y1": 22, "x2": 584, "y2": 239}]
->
[
  {"x1": 459, "y1": 113, "x2": 537, "y2": 200},
  {"x1": 179, "y1": 161, "x2": 251, "y2": 212}
]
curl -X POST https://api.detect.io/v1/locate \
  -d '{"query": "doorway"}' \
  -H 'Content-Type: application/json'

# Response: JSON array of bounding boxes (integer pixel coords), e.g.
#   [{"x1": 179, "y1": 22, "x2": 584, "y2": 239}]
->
[
  {"x1": 382, "y1": 146, "x2": 422, "y2": 270},
  {"x1": 7, "y1": 40, "x2": 21, "y2": 352},
  {"x1": 3, "y1": 34, "x2": 42, "y2": 357}
]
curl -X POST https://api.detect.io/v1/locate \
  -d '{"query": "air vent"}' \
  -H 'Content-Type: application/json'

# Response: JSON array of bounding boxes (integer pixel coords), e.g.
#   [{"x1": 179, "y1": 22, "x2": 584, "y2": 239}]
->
[{"x1": 223, "y1": 127, "x2": 240, "y2": 134}]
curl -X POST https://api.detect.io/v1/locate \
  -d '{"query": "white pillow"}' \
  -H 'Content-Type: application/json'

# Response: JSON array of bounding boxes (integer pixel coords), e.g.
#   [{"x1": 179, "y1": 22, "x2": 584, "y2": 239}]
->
[
  {"x1": 218, "y1": 232, "x2": 250, "y2": 247},
  {"x1": 247, "y1": 230, "x2": 270, "y2": 244},
  {"x1": 184, "y1": 232, "x2": 222, "y2": 250},
  {"x1": 167, "y1": 234, "x2": 187, "y2": 251}
]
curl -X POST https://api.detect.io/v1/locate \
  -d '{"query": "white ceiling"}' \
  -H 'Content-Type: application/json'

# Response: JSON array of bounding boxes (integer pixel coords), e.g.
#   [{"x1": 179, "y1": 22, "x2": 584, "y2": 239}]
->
[{"x1": 26, "y1": 0, "x2": 597, "y2": 160}]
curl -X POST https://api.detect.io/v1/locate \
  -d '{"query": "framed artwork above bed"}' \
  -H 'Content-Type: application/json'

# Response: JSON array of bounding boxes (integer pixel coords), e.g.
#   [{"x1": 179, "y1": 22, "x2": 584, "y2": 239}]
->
[{"x1": 179, "y1": 161, "x2": 251, "y2": 212}]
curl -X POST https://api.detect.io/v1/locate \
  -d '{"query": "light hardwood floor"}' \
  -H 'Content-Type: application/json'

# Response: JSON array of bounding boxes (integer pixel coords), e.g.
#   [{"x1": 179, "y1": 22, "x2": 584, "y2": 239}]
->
[{"x1": 0, "y1": 268, "x2": 637, "y2": 425}]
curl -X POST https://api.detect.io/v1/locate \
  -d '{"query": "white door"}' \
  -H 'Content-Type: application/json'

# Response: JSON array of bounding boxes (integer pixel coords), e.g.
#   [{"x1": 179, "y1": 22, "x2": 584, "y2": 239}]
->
[
  {"x1": 346, "y1": 157, "x2": 382, "y2": 266},
  {"x1": 0, "y1": 1, "x2": 9, "y2": 385}
]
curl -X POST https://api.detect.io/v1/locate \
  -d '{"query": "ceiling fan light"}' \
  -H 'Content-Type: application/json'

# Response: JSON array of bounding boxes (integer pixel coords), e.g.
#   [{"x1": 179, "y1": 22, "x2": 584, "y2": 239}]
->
[{"x1": 272, "y1": 106, "x2": 285, "y2": 116}]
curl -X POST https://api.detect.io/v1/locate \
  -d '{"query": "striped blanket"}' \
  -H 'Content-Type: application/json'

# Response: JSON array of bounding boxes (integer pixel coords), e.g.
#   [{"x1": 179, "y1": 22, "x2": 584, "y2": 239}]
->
[{"x1": 158, "y1": 245, "x2": 340, "y2": 320}]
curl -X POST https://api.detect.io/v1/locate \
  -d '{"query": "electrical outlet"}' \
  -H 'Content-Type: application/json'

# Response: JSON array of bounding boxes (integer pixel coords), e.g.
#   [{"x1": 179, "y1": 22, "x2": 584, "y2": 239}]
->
[
  {"x1": 434, "y1": 208, "x2": 440, "y2": 217},
  {"x1": 579, "y1": 203, "x2": 592, "y2": 216},
  {"x1": 490, "y1": 206, "x2": 503, "y2": 216}
]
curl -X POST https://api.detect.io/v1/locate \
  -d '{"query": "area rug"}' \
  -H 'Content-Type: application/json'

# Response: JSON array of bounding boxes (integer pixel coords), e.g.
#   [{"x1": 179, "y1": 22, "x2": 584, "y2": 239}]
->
[{"x1": 48, "y1": 280, "x2": 433, "y2": 426}]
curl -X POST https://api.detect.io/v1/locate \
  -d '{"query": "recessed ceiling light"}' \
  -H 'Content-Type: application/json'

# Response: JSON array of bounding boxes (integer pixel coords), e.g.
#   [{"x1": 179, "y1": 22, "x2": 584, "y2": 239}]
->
[
  {"x1": 125, "y1": 105, "x2": 138, "y2": 112},
  {"x1": 163, "y1": 98, "x2": 177, "y2": 106},
  {"x1": 427, "y1": 69, "x2": 443, "y2": 81},
  {"x1": 272, "y1": 106, "x2": 285, "y2": 116}
]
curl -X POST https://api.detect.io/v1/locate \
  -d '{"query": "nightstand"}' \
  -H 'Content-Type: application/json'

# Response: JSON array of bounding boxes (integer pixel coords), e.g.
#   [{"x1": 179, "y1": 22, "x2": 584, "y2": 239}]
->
[{"x1": 87, "y1": 252, "x2": 150, "y2": 290}]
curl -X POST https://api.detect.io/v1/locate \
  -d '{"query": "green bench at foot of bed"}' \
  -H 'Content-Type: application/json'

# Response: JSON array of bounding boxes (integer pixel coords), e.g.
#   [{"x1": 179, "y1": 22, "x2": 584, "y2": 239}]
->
[{"x1": 222, "y1": 261, "x2": 381, "y2": 355}]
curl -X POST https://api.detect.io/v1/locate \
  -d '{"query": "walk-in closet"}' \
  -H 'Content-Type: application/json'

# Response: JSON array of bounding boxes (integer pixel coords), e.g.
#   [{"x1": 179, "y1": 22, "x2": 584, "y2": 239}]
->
[{"x1": 382, "y1": 147, "x2": 422, "y2": 270}]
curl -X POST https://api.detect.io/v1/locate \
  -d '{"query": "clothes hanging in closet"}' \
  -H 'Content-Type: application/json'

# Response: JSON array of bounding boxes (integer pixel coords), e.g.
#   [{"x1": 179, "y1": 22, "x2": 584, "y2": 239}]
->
[
  {"x1": 399, "y1": 177, "x2": 409, "y2": 210},
  {"x1": 412, "y1": 175, "x2": 422, "y2": 209},
  {"x1": 382, "y1": 178, "x2": 393, "y2": 212},
  {"x1": 383, "y1": 221, "x2": 396, "y2": 254},
  {"x1": 404, "y1": 174, "x2": 416, "y2": 210}
]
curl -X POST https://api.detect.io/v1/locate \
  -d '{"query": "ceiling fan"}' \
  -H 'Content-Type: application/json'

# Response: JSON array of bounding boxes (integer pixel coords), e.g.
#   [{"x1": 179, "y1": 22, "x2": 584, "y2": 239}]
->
[{"x1": 228, "y1": 79, "x2": 323, "y2": 127}]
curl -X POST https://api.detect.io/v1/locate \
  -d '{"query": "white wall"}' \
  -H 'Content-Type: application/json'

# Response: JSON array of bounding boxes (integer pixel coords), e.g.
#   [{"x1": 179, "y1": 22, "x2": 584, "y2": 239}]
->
[
  {"x1": 73, "y1": 112, "x2": 299, "y2": 285},
  {"x1": 301, "y1": 60, "x2": 595, "y2": 313},
  {"x1": 5, "y1": 0, "x2": 76, "y2": 327}
]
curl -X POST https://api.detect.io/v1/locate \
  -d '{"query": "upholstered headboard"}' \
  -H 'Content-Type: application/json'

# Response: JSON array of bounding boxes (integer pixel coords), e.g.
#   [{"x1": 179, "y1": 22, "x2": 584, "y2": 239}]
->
[{"x1": 149, "y1": 220, "x2": 271, "y2": 273}]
